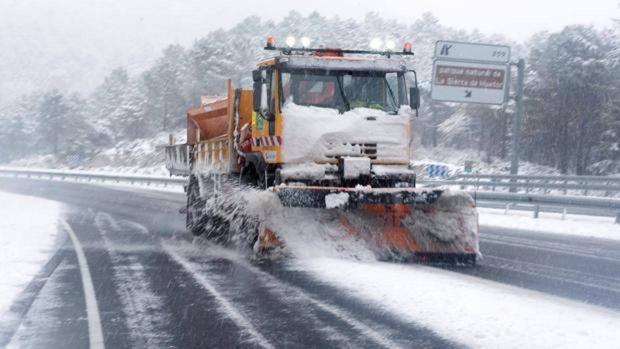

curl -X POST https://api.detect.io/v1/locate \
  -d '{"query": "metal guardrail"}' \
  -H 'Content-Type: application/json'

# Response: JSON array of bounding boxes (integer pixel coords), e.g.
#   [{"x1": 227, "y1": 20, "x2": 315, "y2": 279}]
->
[
  {"x1": 471, "y1": 191, "x2": 620, "y2": 210},
  {"x1": 0, "y1": 168, "x2": 186, "y2": 187},
  {"x1": 419, "y1": 173, "x2": 620, "y2": 196},
  {"x1": 1, "y1": 167, "x2": 618, "y2": 222}
]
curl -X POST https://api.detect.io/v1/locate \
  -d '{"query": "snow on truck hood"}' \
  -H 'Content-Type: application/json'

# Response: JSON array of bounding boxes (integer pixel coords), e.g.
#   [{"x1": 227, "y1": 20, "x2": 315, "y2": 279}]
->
[{"x1": 281, "y1": 102, "x2": 409, "y2": 163}]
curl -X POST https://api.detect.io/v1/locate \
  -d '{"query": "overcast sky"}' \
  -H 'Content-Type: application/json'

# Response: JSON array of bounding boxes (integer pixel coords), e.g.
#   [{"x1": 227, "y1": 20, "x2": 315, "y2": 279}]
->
[
  {"x1": 2, "y1": 0, "x2": 618, "y2": 46},
  {"x1": 1, "y1": 0, "x2": 618, "y2": 104}
]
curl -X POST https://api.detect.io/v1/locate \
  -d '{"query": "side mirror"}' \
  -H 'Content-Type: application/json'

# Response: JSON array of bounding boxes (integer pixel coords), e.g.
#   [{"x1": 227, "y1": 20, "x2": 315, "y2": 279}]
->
[
  {"x1": 253, "y1": 80, "x2": 261, "y2": 112},
  {"x1": 409, "y1": 87, "x2": 420, "y2": 110},
  {"x1": 260, "y1": 81, "x2": 269, "y2": 116},
  {"x1": 252, "y1": 69, "x2": 268, "y2": 112},
  {"x1": 252, "y1": 69, "x2": 262, "y2": 82}
]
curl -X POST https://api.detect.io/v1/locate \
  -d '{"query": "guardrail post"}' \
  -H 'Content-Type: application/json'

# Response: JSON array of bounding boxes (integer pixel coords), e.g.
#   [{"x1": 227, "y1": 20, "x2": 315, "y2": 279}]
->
[
  {"x1": 616, "y1": 212, "x2": 620, "y2": 225},
  {"x1": 505, "y1": 203, "x2": 512, "y2": 215},
  {"x1": 525, "y1": 178, "x2": 529, "y2": 193},
  {"x1": 604, "y1": 181, "x2": 610, "y2": 197},
  {"x1": 562, "y1": 208, "x2": 567, "y2": 220},
  {"x1": 510, "y1": 59, "x2": 525, "y2": 183},
  {"x1": 533, "y1": 205, "x2": 540, "y2": 219},
  {"x1": 563, "y1": 179, "x2": 568, "y2": 195}
]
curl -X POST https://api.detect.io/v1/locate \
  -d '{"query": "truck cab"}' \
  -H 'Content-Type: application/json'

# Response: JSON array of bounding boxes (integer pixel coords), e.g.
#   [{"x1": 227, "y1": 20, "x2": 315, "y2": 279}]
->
[{"x1": 245, "y1": 43, "x2": 421, "y2": 190}]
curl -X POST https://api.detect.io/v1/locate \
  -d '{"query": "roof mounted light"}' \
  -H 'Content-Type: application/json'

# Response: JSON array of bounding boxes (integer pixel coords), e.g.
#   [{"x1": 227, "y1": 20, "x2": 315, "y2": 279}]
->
[
  {"x1": 403, "y1": 42, "x2": 412, "y2": 54},
  {"x1": 370, "y1": 38, "x2": 383, "y2": 50},
  {"x1": 285, "y1": 36, "x2": 296, "y2": 47},
  {"x1": 263, "y1": 42, "x2": 413, "y2": 57}
]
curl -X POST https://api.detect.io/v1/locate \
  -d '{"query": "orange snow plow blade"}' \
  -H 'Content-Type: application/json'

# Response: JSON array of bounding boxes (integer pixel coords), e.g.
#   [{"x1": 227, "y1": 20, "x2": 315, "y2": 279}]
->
[{"x1": 268, "y1": 186, "x2": 480, "y2": 264}]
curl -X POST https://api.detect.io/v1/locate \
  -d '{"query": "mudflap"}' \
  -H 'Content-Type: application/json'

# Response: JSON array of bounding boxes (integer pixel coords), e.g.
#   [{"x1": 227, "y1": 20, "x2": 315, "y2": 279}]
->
[
  {"x1": 252, "y1": 223, "x2": 286, "y2": 259},
  {"x1": 267, "y1": 186, "x2": 480, "y2": 265}
]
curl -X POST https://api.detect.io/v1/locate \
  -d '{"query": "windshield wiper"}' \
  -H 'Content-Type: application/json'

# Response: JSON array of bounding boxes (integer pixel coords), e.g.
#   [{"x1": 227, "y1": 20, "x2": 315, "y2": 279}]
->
[
  {"x1": 336, "y1": 76, "x2": 351, "y2": 113},
  {"x1": 384, "y1": 78, "x2": 399, "y2": 114}
]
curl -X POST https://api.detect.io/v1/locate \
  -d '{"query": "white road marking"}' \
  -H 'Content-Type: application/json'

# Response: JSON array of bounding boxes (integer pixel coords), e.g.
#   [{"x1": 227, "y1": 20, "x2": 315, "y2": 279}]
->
[
  {"x1": 61, "y1": 219, "x2": 105, "y2": 349},
  {"x1": 93, "y1": 213, "x2": 172, "y2": 347},
  {"x1": 165, "y1": 246, "x2": 274, "y2": 349}
]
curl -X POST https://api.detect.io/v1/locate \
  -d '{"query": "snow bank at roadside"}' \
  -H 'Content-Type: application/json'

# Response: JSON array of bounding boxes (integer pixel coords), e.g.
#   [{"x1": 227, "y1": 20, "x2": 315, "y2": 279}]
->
[
  {"x1": 296, "y1": 258, "x2": 620, "y2": 349},
  {"x1": 0, "y1": 191, "x2": 61, "y2": 316},
  {"x1": 479, "y1": 207, "x2": 620, "y2": 241}
]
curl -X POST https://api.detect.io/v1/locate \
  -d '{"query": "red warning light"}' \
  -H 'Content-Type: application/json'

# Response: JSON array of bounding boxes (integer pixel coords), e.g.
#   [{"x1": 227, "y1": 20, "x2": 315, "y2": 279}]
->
[
  {"x1": 266, "y1": 36, "x2": 275, "y2": 48},
  {"x1": 403, "y1": 42, "x2": 412, "y2": 53}
]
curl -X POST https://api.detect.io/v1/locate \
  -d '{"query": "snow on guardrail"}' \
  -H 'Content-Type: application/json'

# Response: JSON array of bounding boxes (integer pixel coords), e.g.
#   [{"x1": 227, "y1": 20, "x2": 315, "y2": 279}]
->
[
  {"x1": 0, "y1": 167, "x2": 186, "y2": 187},
  {"x1": 419, "y1": 173, "x2": 620, "y2": 197},
  {"x1": 1, "y1": 167, "x2": 619, "y2": 222}
]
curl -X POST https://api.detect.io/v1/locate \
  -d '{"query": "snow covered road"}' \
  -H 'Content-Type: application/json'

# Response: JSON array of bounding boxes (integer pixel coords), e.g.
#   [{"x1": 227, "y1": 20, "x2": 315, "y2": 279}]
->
[{"x1": 0, "y1": 177, "x2": 619, "y2": 348}]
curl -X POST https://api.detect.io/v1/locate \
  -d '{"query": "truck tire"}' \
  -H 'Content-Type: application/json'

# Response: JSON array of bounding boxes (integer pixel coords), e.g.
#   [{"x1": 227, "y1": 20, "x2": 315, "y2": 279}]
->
[{"x1": 186, "y1": 174, "x2": 207, "y2": 236}]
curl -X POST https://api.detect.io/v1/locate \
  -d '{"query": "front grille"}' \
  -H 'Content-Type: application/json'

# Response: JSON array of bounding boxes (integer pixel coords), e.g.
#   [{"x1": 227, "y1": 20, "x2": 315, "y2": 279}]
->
[{"x1": 324, "y1": 142, "x2": 377, "y2": 160}]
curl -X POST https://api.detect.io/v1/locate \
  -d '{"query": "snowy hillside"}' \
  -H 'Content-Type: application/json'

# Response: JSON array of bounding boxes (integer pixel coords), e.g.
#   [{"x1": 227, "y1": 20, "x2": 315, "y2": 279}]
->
[
  {"x1": 7, "y1": 128, "x2": 562, "y2": 178},
  {"x1": 8, "y1": 130, "x2": 185, "y2": 176}
]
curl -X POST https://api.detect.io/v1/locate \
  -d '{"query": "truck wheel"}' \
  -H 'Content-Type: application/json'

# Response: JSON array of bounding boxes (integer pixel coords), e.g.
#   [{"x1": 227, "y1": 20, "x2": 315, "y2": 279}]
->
[
  {"x1": 241, "y1": 164, "x2": 263, "y2": 188},
  {"x1": 186, "y1": 174, "x2": 207, "y2": 236}
]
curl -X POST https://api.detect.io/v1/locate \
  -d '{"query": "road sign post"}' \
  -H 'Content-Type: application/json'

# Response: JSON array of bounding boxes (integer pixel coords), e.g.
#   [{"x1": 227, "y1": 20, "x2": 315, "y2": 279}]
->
[{"x1": 510, "y1": 59, "x2": 525, "y2": 177}]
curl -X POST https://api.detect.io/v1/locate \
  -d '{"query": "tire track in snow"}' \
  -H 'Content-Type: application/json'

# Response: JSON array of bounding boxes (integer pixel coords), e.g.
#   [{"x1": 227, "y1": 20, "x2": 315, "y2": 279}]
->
[
  {"x1": 244, "y1": 267, "x2": 404, "y2": 349},
  {"x1": 165, "y1": 243, "x2": 404, "y2": 349},
  {"x1": 94, "y1": 213, "x2": 173, "y2": 348},
  {"x1": 482, "y1": 255, "x2": 620, "y2": 294},
  {"x1": 481, "y1": 234, "x2": 620, "y2": 263},
  {"x1": 163, "y1": 246, "x2": 275, "y2": 349}
]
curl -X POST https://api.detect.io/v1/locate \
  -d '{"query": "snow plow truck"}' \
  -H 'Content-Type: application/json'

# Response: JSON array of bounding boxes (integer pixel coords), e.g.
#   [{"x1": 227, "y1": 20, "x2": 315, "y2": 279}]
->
[{"x1": 165, "y1": 37, "x2": 479, "y2": 264}]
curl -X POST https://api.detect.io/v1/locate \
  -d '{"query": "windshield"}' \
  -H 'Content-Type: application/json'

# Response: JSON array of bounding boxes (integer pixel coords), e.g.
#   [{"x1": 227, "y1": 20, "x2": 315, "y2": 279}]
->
[{"x1": 280, "y1": 70, "x2": 407, "y2": 113}]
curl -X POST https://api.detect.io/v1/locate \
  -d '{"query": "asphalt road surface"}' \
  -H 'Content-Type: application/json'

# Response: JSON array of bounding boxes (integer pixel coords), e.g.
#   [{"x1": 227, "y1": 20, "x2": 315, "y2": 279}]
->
[{"x1": 0, "y1": 177, "x2": 619, "y2": 349}]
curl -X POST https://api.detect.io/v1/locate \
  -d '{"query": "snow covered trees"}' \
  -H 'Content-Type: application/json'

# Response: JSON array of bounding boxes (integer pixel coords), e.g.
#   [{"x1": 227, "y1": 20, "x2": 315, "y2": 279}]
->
[
  {"x1": 0, "y1": 90, "x2": 95, "y2": 164},
  {"x1": 524, "y1": 26, "x2": 619, "y2": 174},
  {"x1": 0, "y1": 12, "x2": 618, "y2": 174},
  {"x1": 143, "y1": 45, "x2": 189, "y2": 133}
]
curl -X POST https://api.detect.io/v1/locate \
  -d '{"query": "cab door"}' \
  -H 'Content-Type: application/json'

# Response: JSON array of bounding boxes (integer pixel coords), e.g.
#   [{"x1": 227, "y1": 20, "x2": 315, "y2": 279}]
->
[{"x1": 252, "y1": 65, "x2": 282, "y2": 164}]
